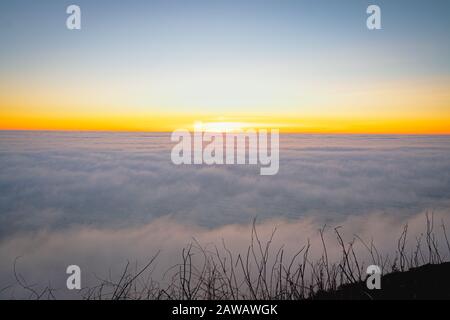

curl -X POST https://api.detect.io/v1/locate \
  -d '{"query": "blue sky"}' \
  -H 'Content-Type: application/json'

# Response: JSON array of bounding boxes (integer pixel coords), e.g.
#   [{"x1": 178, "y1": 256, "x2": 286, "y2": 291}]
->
[
  {"x1": 1, "y1": 0, "x2": 449, "y2": 132},
  {"x1": 2, "y1": 0, "x2": 449, "y2": 72}
]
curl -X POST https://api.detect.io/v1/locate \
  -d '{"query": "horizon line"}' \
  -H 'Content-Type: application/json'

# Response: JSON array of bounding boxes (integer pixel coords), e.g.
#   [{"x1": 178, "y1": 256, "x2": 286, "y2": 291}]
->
[{"x1": 1, "y1": 128, "x2": 450, "y2": 136}]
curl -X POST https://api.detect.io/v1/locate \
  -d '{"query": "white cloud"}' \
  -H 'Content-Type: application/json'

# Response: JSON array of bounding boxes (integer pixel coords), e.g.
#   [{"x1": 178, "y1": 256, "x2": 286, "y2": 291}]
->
[{"x1": 0, "y1": 132, "x2": 450, "y2": 297}]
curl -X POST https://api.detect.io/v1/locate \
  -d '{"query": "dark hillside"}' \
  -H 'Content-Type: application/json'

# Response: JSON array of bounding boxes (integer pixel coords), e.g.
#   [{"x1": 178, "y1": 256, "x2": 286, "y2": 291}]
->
[{"x1": 313, "y1": 262, "x2": 450, "y2": 300}]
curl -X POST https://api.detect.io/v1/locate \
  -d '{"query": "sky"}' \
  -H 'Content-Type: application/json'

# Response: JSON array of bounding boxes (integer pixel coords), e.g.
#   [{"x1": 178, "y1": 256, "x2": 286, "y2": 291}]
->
[{"x1": 1, "y1": 0, "x2": 450, "y2": 133}]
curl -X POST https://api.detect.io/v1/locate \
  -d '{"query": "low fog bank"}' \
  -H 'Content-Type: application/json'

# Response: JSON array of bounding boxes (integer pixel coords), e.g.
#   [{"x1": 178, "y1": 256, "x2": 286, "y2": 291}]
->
[
  {"x1": 1, "y1": 133, "x2": 450, "y2": 237},
  {"x1": 1, "y1": 210, "x2": 449, "y2": 299},
  {"x1": 1, "y1": 133, "x2": 450, "y2": 298}
]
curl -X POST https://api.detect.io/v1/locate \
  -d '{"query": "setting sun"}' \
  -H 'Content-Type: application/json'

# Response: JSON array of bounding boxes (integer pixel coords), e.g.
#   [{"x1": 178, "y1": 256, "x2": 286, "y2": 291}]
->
[{"x1": 193, "y1": 121, "x2": 249, "y2": 133}]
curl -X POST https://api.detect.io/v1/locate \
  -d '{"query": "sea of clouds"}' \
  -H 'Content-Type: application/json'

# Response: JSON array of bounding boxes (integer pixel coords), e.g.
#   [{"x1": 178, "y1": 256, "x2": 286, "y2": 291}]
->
[{"x1": 1, "y1": 131, "x2": 450, "y2": 298}]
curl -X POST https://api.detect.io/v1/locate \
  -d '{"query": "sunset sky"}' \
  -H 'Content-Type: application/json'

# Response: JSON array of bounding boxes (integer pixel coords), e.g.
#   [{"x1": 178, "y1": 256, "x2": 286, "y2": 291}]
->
[{"x1": 1, "y1": 0, "x2": 449, "y2": 133}]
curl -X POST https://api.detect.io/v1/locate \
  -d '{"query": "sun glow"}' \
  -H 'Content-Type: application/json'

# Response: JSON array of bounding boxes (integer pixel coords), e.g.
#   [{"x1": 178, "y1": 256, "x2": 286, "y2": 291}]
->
[{"x1": 193, "y1": 121, "x2": 250, "y2": 133}]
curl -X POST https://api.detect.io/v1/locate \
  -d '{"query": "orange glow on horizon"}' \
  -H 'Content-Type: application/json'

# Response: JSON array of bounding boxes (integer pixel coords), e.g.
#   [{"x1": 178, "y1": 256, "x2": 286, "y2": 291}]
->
[
  {"x1": 1, "y1": 112, "x2": 450, "y2": 134},
  {"x1": 1, "y1": 72, "x2": 449, "y2": 135}
]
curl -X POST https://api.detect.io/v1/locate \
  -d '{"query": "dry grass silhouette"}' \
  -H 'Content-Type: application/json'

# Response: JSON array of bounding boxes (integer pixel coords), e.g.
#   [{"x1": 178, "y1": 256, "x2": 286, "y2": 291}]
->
[{"x1": 10, "y1": 212, "x2": 450, "y2": 300}]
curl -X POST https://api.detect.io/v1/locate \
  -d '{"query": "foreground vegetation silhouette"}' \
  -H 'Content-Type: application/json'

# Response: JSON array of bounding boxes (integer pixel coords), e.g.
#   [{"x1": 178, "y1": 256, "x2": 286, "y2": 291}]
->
[{"x1": 10, "y1": 213, "x2": 450, "y2": 300}]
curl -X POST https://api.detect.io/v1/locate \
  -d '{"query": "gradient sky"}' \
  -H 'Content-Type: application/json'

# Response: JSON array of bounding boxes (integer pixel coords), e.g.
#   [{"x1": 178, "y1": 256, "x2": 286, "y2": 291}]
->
[{"x1": 1, "y1": 0, "x2": 449, "y2": 133}]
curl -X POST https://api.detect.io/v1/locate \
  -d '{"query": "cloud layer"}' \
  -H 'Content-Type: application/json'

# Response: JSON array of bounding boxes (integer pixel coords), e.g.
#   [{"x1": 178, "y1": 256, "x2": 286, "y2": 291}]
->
[
  {"x1": 1, "y1": 132, "x2": 449, "y2": 234},
  {"x1": 0, "y1": 132, "x2": 450, "y2": 297}
]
